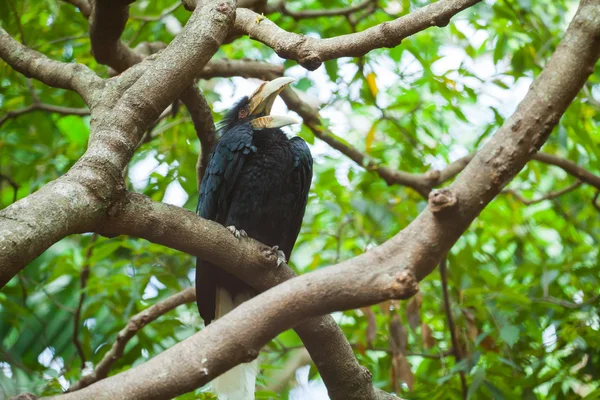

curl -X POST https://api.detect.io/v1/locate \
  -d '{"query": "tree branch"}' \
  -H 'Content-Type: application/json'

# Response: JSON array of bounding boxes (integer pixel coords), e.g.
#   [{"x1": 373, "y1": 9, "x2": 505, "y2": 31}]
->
[
  {"x1": 50, "y1": 3, "x2": 600, "y2": 398},
  {"x1": 68, "y1": 287, "x2": 196, "y2": 392},
  {"x1": 234, "y1": 0, "x2": 482, "y2": 70},
  {"x1": 88, "y1": 0, "x2": 144, "y2": 72},
  {"x1": 0, "y1": 104, "x2": 90, "y2": 128},
  {"x1": 97, "y1": 192, "x2": 391, "y2": 400},
  {"x1": 0, "y1": 174, "x2": 19, "y2": 204},
  {"x1": 440, "y1": 258, "x2": 467, "y2": 398},
  {"x1": 0, "y1": 29, "x2": 103, "y2": 105},
  {"x1": 532, "y1": 152, "x2": 600, "y2": 189},
  {"x1": 178, "y1": 84, "x2": 216, "y2": 186},
  {"x1": 531, "y1": 293, "x2": 600, "y2": 309},
  {"x1": 199, "y1": 58, "x2": 283, "y2": 80},
  {"x1": 503, "y1": 180, "x2": 582, "y2": 205},
  {"x1": 269, "y1": 0, "x2": 375, "y2": 20},
  {"x1": 72, "y1": 234, "x2": 98, "y2": 366},
  {"x1": 130, "y1": 1, "x2": 181, "y2": 22}
]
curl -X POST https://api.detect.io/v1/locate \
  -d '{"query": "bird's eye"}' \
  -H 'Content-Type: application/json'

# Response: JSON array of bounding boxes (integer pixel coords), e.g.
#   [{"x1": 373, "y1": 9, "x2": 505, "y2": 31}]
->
[{"x1": 238, "y1": 108, "x2": 249, "y2": 119}]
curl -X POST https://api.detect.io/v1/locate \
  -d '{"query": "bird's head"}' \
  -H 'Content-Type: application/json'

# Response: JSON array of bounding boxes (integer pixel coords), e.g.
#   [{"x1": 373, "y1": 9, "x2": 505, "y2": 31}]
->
[{"x1": 218, "y1": 77, "x2": 300, "y2": 132}]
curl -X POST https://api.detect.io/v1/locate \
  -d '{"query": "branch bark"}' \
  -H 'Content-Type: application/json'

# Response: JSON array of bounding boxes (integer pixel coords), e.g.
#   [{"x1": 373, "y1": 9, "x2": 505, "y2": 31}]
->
[{"x1": 234, "y1": 0, "x2": 482, "y2": 70}]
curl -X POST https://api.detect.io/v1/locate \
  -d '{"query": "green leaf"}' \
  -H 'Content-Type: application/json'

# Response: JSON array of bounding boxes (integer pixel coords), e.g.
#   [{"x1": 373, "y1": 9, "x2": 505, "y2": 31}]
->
[{"x1": 500, "y1": 325, "x2": 519, "y2": 348}]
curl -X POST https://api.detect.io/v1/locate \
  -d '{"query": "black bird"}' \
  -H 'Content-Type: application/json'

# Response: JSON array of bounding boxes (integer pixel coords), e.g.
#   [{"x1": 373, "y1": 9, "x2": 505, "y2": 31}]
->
[{"x1": 195, "y1": 77, "x2": 313, "y2": 400}]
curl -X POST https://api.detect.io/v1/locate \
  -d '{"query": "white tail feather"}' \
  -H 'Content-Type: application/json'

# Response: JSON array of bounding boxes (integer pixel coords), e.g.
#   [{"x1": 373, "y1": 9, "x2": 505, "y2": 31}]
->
[{"x1": 212, "y1": 287, "x2": 257, "y2": 400}]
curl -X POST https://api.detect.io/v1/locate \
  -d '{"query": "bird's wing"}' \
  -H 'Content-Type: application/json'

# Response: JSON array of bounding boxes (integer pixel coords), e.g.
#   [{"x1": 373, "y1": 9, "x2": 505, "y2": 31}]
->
[
  {"x1": 196, "y1": 123, "x2": 256, "y2": 221},
  {"x1": 196, "y1": 123, "x2": 255, "y2": 324},
  {"x1": 282, "y1": 136, "x2": 313, "y2": 257}
]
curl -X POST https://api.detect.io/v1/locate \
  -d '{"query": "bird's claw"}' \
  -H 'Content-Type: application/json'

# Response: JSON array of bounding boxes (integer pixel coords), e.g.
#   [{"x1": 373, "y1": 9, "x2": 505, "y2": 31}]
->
[
  {"x1": 271, "y1": 245, "x2": 287, "y2": 267},
  {"x1": 226, "y1": 225, "x2": 247, "y2": 239}
]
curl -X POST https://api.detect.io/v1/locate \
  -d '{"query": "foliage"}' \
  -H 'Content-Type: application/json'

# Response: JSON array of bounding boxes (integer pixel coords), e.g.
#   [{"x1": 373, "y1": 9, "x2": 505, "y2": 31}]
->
[{"x1": 1, "y1": 0, "x2": 599, "y2": 399}]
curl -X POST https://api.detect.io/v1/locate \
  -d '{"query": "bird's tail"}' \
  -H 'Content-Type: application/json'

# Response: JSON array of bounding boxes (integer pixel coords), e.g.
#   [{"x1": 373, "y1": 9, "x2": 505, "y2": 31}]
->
[{"x1": 212, "y1": 287, "x2": 257, "y2": 400}]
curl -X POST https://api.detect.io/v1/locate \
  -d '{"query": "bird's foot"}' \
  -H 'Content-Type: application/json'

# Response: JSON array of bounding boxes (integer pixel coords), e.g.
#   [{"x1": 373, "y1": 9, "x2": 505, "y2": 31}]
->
[
  {"x1": 271, "y1": 245, "x2": 287, "y2": 267},
  {"x1": 226, "y1": 225, "x2": 247, "y2": 239}
]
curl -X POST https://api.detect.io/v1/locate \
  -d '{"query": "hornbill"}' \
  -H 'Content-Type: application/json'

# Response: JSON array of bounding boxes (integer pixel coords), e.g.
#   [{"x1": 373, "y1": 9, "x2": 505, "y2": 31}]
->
[{"x1": 196, "y1": 77, "x2": 313, "y2": 400}]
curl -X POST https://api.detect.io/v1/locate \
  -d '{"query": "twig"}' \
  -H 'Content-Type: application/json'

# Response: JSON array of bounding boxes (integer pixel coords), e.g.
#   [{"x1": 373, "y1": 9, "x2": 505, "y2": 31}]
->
[
  {"x1": 532, "y1": 152, "x2": 600, "y2": 190},
  {"x1": 440, "y1": 258, "x2": 468, "y2": 399},
  {"x1": 0, "y1": 174, "x2": 19, "y2": 204},
  {"x1": 7, "y1": 0, "x2": 27, "y2": 45},
  {"x1": 531, "y1": 294, "x2": 600, "y2": 309},
  {"x1": 271, "y1": 0, "x2": 375, "y2": 20},
  {"x1": 61, "y1": 0, "x2": 92, "y2": 18},
  {"x1": 130, "y1": 1, "x2": 181, "y2": 21},
  {"x1": 0, "y1": 104, "x2": 90, "y2": 128},
  {"x1": 73, "y1": 234, "x2": 98, "y2": 365},
  {"x1": 68, "y1": 287, "x2": 196, "y2": 392},
  {"x1": 503, "y1": 180, "x2": 582, "y2": 205},
  {"x1": 593, "y1": 191, "x2": 600, "y2": 212}
]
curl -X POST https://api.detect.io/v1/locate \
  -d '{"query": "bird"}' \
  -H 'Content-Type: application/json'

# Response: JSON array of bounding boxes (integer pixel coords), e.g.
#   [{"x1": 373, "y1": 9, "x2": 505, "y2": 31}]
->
[{"x1": 195, "y1": 77, "x2": 313, "y2": 400}]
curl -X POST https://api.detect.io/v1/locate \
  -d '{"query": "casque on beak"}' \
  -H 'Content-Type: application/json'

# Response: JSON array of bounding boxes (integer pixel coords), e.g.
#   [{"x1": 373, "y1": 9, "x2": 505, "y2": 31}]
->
[{"x1": 248, "y1": 77, "x2": 301, "y2": 129}]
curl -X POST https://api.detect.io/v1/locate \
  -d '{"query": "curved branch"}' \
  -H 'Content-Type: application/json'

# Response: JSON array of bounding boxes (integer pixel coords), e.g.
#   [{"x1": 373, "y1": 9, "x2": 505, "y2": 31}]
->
[
  {"x1": 234, "y1": 0, "x2": 482, "y2": 70},
  {"x1": 532, "y1": 152, "x2": 600, "y2": 189},
  {"x1": 0, "y1": 104, "x2": 90, "y2": 128},
  {"x1": 0, "y1": 29, "x2": 103, "y2": 105},
  {"x1": 98, "y1": 192, "x2": 387, "y2": 400},
  {"x1": 89, "y1": 0, "x2": 143, "y2": 72},
  {"x1": 68, "y1": 287, "x2": 196, "y2": 392}
]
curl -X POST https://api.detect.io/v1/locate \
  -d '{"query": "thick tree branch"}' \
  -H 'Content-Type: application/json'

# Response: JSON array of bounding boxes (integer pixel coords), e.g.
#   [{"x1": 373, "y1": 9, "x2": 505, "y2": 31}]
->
[
  {"x1": 0, "y1": 29, "x2": 103, "y2": 105},
  {"x1": 97, "y1": 192, "x2": 390, "y2": 400},
  {"x1": 103, "y1": 1, "x2": 236, "y2": 141},
  {"x1": 46, "y1": 3, "x2": 600, "y2": 398},
  {"x1": 68, "y1": 287, "x2": 196, "y2": 392},
  {"x1": 234, "y1": 0, "x2": 481, "y2": 70},
  {"x1": 88, "y1": 0, "x2": 143, "y2": 72},
  {"x1": 0, "y1": 104, "x2": 90, "y2": 128},
  {"x1": 0, "y1": 0, "x2": 237, "y2": 284},
  {"x1": 199, "y1": 58, "x2": 283, "y2": 80}
]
